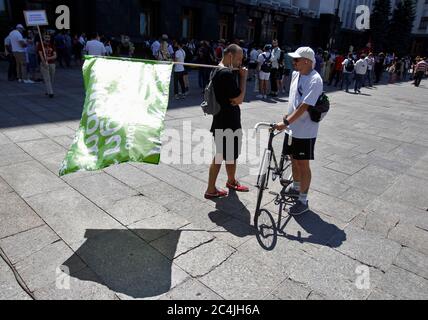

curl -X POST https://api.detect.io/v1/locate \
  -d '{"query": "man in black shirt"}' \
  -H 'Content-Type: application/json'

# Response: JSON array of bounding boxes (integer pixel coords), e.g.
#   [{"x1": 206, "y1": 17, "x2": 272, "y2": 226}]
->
[{"x1": 205, "y1": 44, "x2": 249, "y2": 199}]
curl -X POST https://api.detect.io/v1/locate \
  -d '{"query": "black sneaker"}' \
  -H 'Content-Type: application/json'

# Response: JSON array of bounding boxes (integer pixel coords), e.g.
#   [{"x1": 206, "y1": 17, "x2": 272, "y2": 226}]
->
[{"x1": 289, "y1": 201, "x2": 309, "y2": 216}]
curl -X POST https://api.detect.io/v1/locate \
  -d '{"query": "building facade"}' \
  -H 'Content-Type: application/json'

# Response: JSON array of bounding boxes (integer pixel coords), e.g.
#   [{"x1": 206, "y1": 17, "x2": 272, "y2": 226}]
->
[{"x1": 1, "y1": 0, "x2": 426, "y2": 55}]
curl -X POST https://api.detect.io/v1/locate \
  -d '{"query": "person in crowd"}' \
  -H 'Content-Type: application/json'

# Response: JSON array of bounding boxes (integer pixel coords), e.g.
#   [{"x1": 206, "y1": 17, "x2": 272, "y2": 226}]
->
[
  {"x1": 38, "y1": 33, "x2": 57, "y2": 98},
  {"x1": 256, "y1": 44, "x2": 272, "y2": 99},
  {"x1": 84, "y1": 33, "x2": 107, "y2": 56}
]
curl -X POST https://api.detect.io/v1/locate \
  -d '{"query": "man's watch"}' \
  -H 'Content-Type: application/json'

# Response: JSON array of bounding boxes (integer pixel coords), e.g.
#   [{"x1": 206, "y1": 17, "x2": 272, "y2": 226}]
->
[{"x1": 283, "y1": 117, "x2": 290, "y2": 127}]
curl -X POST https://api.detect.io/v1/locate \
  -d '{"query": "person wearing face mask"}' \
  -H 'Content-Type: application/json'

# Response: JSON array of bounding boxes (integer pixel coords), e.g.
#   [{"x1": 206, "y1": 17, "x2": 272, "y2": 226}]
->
[
  {"x1": 205, "y1": 44, "x2": 249, "y2": 199},
  {"x1": 38, "y1": 34, "x2": 57, "y2": 98}
]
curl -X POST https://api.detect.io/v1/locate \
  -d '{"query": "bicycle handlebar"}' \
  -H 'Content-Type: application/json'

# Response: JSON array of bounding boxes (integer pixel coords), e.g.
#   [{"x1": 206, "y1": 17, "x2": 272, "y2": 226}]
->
[{"x1": 254, "y1": 122, "x2": 293, "y2": 136}]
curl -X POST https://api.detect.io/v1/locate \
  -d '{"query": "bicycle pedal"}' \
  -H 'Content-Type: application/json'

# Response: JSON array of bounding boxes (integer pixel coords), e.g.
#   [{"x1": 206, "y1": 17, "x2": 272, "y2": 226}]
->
[{"x1": 269, "y1": 191, "x2": 279, "y2": 196}]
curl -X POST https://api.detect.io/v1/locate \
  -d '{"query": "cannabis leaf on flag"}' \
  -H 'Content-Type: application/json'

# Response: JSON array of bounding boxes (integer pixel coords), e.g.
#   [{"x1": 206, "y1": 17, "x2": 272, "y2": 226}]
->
[{"x1": 60, "y1": 56, "x2": 173, "y2": 176}]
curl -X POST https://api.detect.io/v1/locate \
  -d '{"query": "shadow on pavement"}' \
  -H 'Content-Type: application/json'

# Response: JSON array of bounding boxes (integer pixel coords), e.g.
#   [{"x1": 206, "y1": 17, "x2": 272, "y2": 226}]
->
[
  {"x1": 255, "y1": 190, "x2": 346, "y2": 251},
  {"x1": 62, "y1": 228, "x2": 181, "y2": 299}
]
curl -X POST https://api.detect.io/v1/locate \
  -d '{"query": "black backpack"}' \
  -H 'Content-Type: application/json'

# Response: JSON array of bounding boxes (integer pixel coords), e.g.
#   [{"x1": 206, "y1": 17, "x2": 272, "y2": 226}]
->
[
  {"x1": 345, "y1": 59, "x2": 355, "y2": 72},
  {"x1": 260, "y1": 53, "x2": 272, "y2": 73}
]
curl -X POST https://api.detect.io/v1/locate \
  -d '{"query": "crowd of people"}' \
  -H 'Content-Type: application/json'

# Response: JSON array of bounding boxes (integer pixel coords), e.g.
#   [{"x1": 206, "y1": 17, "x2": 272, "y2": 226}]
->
[{"x1": 3, "y1": 24, "x2": 428, "y2": 99}]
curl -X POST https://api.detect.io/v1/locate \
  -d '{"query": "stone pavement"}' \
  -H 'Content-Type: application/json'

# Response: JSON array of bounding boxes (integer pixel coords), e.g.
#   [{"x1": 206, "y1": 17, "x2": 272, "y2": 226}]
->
[{"x1": 0, "y1": 62, "x2": 427, "y2": 300}]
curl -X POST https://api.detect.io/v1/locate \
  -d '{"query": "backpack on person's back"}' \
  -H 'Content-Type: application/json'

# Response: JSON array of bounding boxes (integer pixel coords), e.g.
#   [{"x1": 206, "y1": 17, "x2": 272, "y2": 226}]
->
[
  {"x1": 200, "y1": 67, "x2": 226, "y2": 116},
  {"x1": 345, "y1": 59, "x2": 355, "y2": 72},
  {"x1": 260, "y1": 53, "x2": 272, "y2": 73}
]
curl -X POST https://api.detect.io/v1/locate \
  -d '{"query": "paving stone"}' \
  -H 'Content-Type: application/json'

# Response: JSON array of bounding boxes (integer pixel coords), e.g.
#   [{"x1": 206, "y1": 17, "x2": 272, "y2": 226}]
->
[
  {"x1": 51, "y1": 136, "x2": 74, "y2": 149},
  {"x1": 65, "y1": 172, "x2": 139, "y2": 209},
  {"x1": 14, "y1": 240, "x2": 87, "y2": 292},
  {"x1": 139, "y1": 181, "x2": 189, "y2": 207},
  {"x1": 2, "y1": 128, "x2": 46, "y2": 143},
  {"x1": 174, "y1": 239, "x2": 236, "y2": 277},
  {"x1": 0, "y1": 193, "x2": 45, "y2": 239},
  {"x1": 343, "y1": 165, "x2": 398, "y2": 195},
  {"x1": 270, "y1": 278, "x2": 312, "y2": 300},
  {"x1": 393, "y1": 247, "x2": 428, "y2": 280},
  {"x1": 0, "y1": 258, "x2": 27, "y2": 300},
  {"x1": 325, "y1": 160, "x2": 368, "y2": 176},
  {"x1": 210, "y1": 218, "x2": 256, "y2": 249},
  {"x1": 0, "y1": 161, "x2": 66, "y2": 198},
  {"x1": 381, "y1": 175, "x2": 428, "y2": 210},
  {"x1": 35, "y1": 151, "x2": 67, "y2": 175},
  {"x1": 130, "y1": 212, "x2": 190, "y2": 242},
  {"x1": 17, "y1": 139, "x2": 65, "y2": 158},
  {"x1": 34, "y1": 267, "x2": 118, "y2": 300},
  {"x1": 138, "y1": 163, "x2": 209, "y2": 201},
  {"x1": 104, "y1": 163, "x2": 159, "y2": 190},
  {"x1": 26, "y1": 187, "x2": 123, "y2": 250},
  {"x1": 308, "y1": 191, "x2": 363, "y2": 224},
  {"x1": 388, "y1": 223, "x2": 428, "y2": 256},
  {"x1": 0, "y1": 152, "x2": 33, "y2": 167},
  {"x1": 199, "y1": 251, "x2": 284, "y2": 300},
  {"x1": 160, "y1": 278, "x2": 223, "y2": 300},
  {"x1": 0, "y1": 225, "x2": 59, "y2": 266},
  {"x1": 165, "y1": 197, "x2": 232, "y2": 231},
  {"x1": 329, "y1": 226, "x2": 402, "y2": 271},
  {"x1": 151, "y1": 224, "x2": 215, "y2": 260},
  {"x1": 0, "y1": 132, "x2": 11, "y2": 145},
  {"x1": 106, "y1": 195, "x2": 169, "y2": 226},
  {"x1": 69, "y1": 229, "x2": 189, "y2": 300},
  {"x1": 35, "y1": 125, "x2": 76, "y2": 138},
  {"x1": 337, "y1": 187, "x2": 378, "y2": 208},
  {"x1": 376, "y1": 266, "x2": 428, "y2": 300},
  {"x1": 367, "y1": 289, "x2": 397, "y2": 300},
  {"x1": 364, "y1": 199, "x2": 428, "y2": 236},
  {"x1": 0, "y1": 177, "x2": 13, "y2": 194},
  {"x1": 288, "y1": 247, "x2": 384, "y2": 300}
]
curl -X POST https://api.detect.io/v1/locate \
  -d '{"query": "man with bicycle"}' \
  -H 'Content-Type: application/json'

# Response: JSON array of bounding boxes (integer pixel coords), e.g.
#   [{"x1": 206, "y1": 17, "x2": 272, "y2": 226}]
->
[{"x1": 275, "y1": 47, "x2": 324, "y2": 216}]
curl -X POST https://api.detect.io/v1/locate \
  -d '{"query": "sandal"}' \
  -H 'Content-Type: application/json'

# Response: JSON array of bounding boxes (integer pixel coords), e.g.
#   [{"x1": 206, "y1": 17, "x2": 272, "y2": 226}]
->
[
  {"x1": 204, "y1": 189, "x2": 228, "y2": 200},
  {"x1": 226, "y1": 181, "x2": 250, "y2": 193}
]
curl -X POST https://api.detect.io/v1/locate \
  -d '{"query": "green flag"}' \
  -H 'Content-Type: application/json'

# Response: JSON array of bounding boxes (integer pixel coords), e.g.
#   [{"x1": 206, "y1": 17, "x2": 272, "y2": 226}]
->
[{"x1": 59, "y1": 56, "x2": 173, "y2": 176}]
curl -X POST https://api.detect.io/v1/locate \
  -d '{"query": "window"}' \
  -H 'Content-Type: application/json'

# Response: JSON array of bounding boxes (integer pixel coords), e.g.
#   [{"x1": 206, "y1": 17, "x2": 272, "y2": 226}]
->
[
  {"x1": 219, "y1": 15, "x2": 229, "y2": 40},
  {"x1": 419, "y1": 17, "x2": 428, "y2": 30},
  {"x1": 140, "y1": 12, "x2": 151, "y2": 36},
  {"x1": 182, "y1": 8, "x2": 194, "y2": 39},
  {"x1": 0, "y1": 0, "x2": 6, "y2": 13}
]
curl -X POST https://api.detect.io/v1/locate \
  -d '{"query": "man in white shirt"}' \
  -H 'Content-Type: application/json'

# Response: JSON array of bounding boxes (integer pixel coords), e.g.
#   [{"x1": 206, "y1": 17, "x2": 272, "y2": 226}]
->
[
  {"x1": 354, "y1": 54, "x2": 368, "y2": 94},
  {"x1": 151, "y1": 38, "x2": 161, "y2": 59},
  {"x1": 275, "y1": 47, "x2": 324, "y2": 216},
  {"x1": 365, "y1": 53, "x2": 375, "y2": 87},
  {"x1": 270, "y1": 40, "x2": 282, "y2": 97},
  {"x1": 4, "y1": 34, "x2": 17, "y2": 81},
  {"x1": 9, "y1": 24, "x2": 33, "y2": 83},
  {"x1": 84, "y1": 33, "x2": 106, "y2": 56}
]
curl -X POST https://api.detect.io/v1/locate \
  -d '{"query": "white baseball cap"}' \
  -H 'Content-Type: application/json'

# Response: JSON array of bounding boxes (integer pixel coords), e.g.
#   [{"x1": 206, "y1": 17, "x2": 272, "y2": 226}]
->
[
  {"x1": 288, "y1": 47, "x2": 315, "y2": 64},
  {"x1": 16, "y1": 24, "x2": 25, "y2": 30}
]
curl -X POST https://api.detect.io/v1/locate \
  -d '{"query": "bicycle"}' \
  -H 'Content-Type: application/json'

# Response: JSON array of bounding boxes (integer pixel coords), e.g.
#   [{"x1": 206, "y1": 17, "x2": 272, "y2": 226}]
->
[{"x1": 253, "y1": 122, "x2": 294, "y2": 249}]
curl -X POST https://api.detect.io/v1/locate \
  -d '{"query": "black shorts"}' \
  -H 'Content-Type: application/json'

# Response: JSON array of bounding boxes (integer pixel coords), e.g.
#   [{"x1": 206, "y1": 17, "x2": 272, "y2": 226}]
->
[
  {"x1": 282, "y1": 134, "x2": 316, "y2": 161},
  {"x1": 283, "y1": 69, "x2": 291, "y2": 77},
  {"x1": 213, "y1": 130, "x2": 243, "y2": 162}
]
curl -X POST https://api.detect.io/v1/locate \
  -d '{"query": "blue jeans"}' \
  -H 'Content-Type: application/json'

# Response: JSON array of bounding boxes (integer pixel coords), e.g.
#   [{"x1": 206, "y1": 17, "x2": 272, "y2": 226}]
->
[
  {"x1": 342, "y1": 72, "x2": 352, "y2": 91},
  {"x1": 355, "y1": 74, "x2": 364, "y2": 92}
]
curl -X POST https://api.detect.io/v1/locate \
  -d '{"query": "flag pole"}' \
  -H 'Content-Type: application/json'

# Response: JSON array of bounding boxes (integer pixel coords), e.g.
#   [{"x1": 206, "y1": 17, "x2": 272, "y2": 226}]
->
[{"x1": 84, "y1": 55, "x2": 243, "y2": 71}]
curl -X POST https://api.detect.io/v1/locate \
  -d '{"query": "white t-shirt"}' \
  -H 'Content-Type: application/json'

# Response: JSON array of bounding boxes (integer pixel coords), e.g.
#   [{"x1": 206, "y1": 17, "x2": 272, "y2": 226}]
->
[
  {"x1": 288, "y1": 70, "x2": 324, "y2": 139},
  {"x1": 355, "y1": 59, "x2": 368, "y2": 75},
  {"x1": 9, "y1": 30, "x2": 25, "y2": 53},
  {"x1": 174, "y1": 49, "x2": 186, "y2": 72},
  {"x1": 258, "y1": 51, "x2": 272, "y2": 66},
  {"x1": 84, "y1": 40, "x2": 106, "y2": 56},
  {"x1": 151, "y1": 40, "x2": 160, "y2": 57}
]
